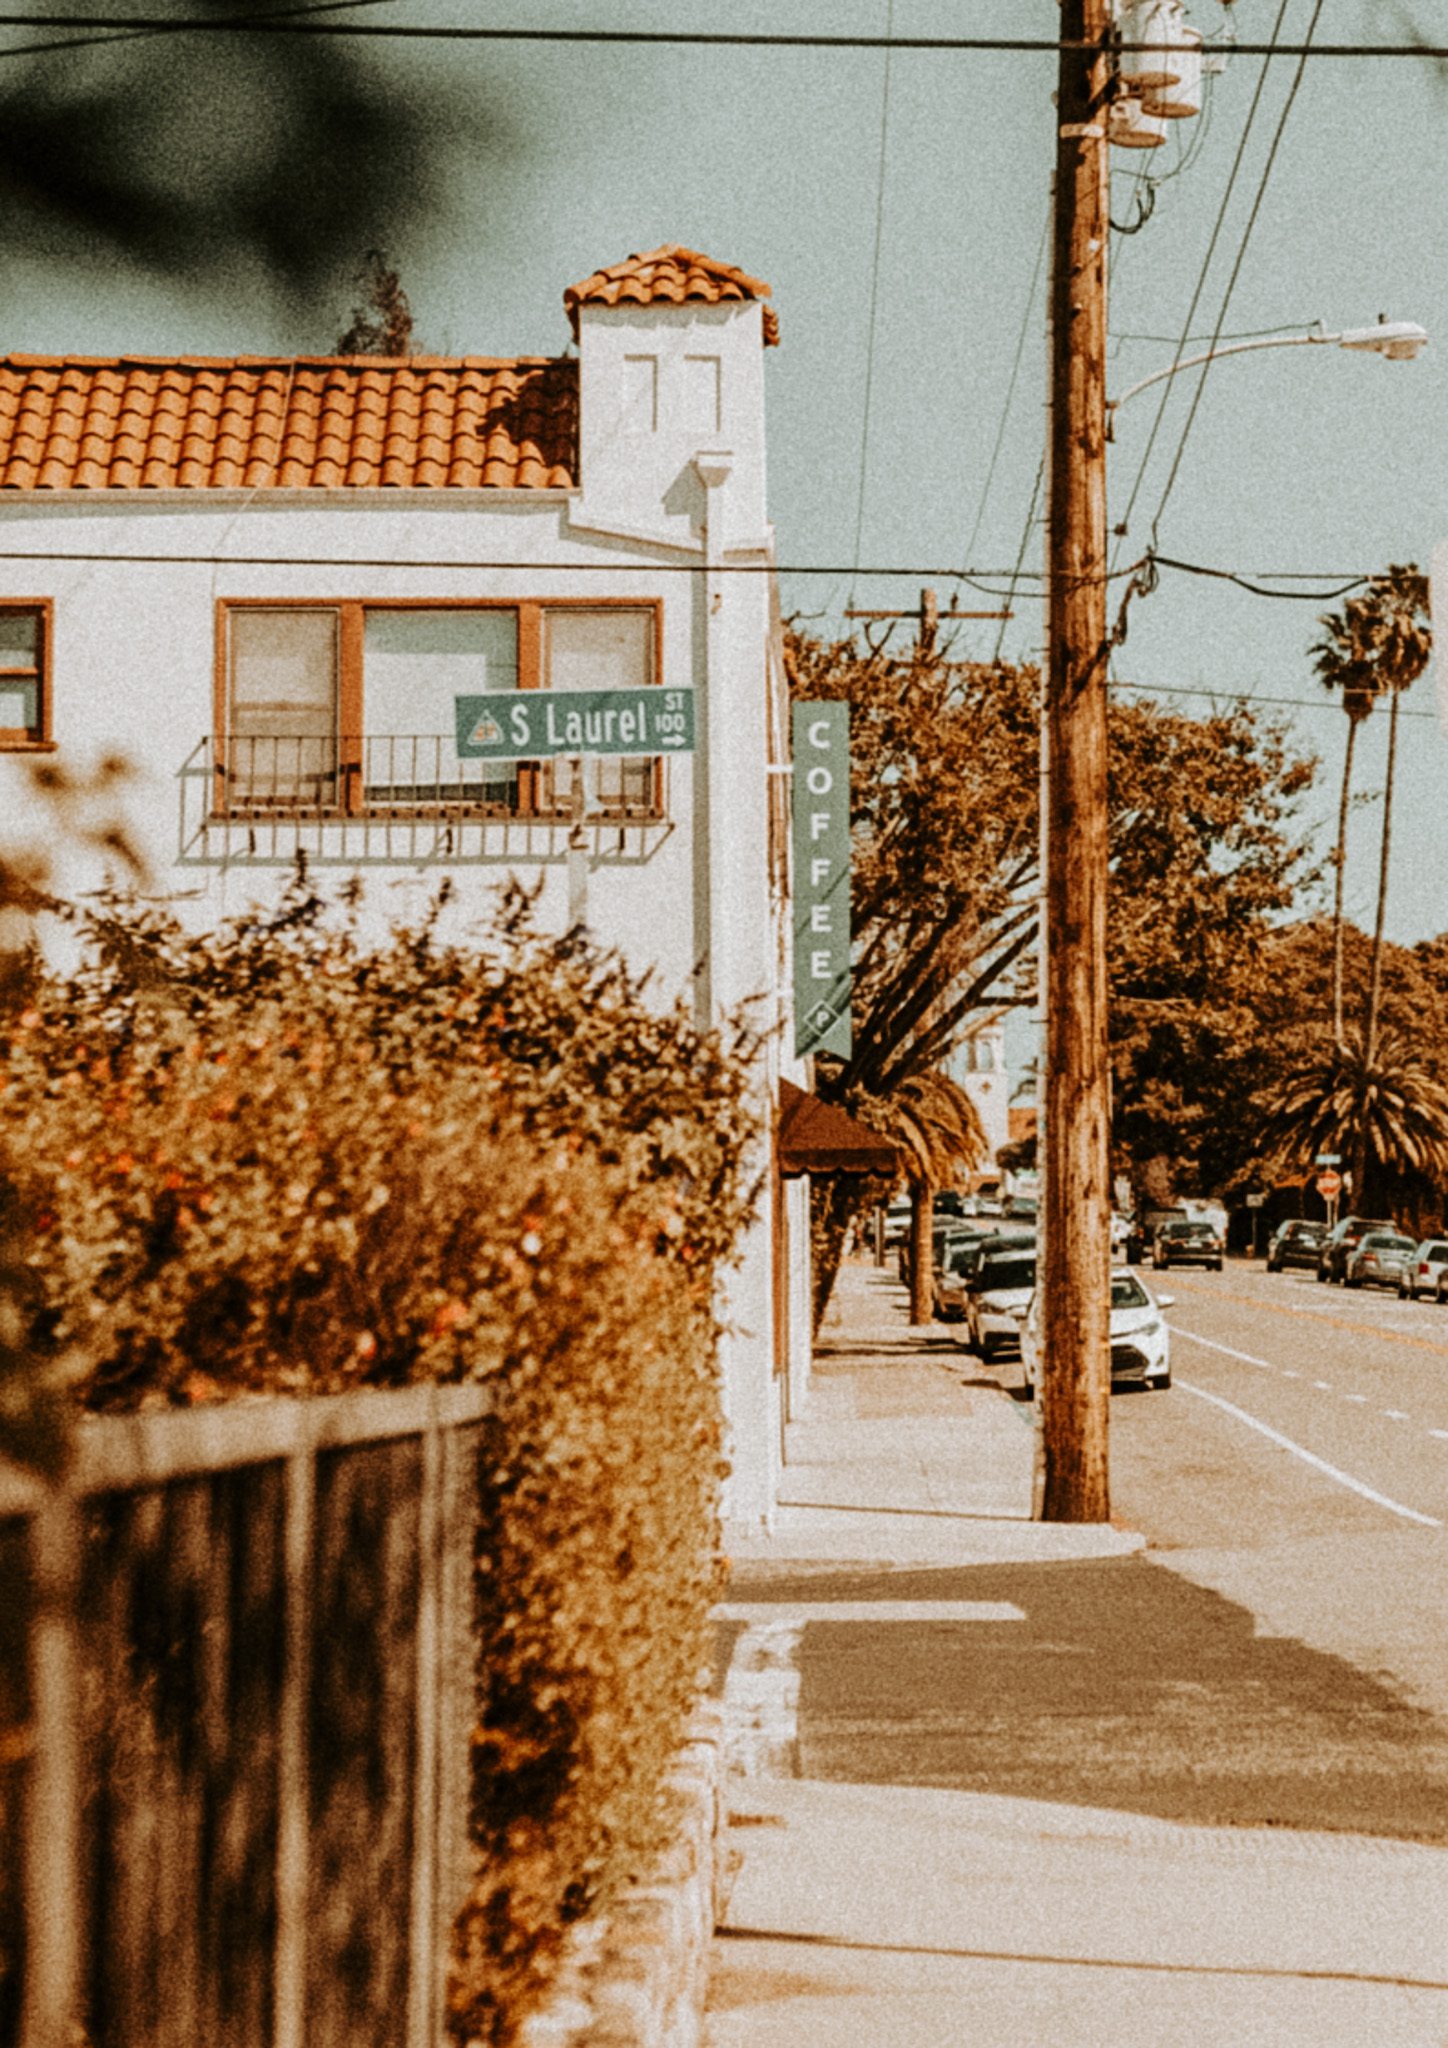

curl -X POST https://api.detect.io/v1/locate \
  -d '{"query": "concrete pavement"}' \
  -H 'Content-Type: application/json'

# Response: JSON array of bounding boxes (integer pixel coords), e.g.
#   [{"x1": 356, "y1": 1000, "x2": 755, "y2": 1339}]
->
[{"x1": 707, "y1": 1256, "x2": 1448, "y2": 2047}]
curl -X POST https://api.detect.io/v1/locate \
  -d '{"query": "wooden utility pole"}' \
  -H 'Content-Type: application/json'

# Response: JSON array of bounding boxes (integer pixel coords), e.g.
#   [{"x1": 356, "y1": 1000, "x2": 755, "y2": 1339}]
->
[{"x1": 1039, "y1": 0, "x2": 1112, "y2": 1521}]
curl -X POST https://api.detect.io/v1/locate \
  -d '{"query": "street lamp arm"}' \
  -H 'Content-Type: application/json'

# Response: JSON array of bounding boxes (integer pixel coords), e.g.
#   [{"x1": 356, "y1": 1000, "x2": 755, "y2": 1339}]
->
[
  {"x1": 1109, "y1": 329, "x2": 1331, "y2": 416},
  {"x1": 1106, "y1": 319, "x2": 1428, "y2": 434}
]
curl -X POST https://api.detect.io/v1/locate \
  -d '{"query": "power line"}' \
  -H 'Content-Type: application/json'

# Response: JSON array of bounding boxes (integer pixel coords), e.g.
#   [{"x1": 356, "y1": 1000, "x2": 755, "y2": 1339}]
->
[
  {"x1": 0, "y1": 544, "x2": 1389, "y2": 587},
  {"x1": 0, "y1": 0, "x2": 399, "y2": 59},
  {"x1": 1112, "y1": 676, "x2": 1442, "y2": 722},
  {"x1": 849, "y1": 0, "x2": 895, "y2": 611},
  {"x1": 1147, "y1": 0, "x2": 1329, "y2": 547},
  {"x1": 0, "y1": 17, "x2": 1445, "y2": 55},
  {"x1": 1111, "y1": 0, "x2": 1293, "y2": 560},
  {"x1": 961, "y1": 203, "x2": 1050, "y2": 582}
]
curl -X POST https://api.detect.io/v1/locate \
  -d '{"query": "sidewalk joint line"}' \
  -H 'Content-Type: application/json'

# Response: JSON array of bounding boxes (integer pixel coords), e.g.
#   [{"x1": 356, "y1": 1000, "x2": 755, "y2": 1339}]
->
[{"x1": 714, "y1": 1924, "x2": 1448, "y2": 1991}]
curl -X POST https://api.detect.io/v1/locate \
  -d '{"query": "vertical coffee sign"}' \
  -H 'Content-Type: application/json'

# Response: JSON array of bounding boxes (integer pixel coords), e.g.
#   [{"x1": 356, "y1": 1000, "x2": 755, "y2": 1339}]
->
[{"x1": 792, "y1": 702, "x2": 851, "y2": 1058}]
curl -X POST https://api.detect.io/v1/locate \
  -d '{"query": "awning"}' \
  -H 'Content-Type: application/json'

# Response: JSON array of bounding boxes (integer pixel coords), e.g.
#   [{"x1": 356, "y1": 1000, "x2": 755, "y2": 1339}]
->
[{"x1": 777, "y1": 1079, "x2": 900, "y2": 1178}]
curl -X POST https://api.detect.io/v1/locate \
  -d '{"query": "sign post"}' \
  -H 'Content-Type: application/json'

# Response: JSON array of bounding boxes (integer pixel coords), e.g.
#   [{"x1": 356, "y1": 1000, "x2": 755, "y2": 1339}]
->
[
  {"x1": 1316, "y1": 1166, "x2": 1342, "y2": 1231},
  {"x1": 792, "y1": 703, "x2": 851, "y2": 1059}
]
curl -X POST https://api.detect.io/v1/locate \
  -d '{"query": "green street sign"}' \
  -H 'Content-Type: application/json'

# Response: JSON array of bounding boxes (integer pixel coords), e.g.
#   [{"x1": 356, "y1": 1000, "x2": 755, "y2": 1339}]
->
[
  {"x1": 1315, "y1": 1153, "x2": 1342, "y2": 1166},
  {"x1": 455, "y1": 687, "x2": 695, "y2": 760},
  {"x1": 792, "y1": 701, "x2": 851, "y2": 1060}
]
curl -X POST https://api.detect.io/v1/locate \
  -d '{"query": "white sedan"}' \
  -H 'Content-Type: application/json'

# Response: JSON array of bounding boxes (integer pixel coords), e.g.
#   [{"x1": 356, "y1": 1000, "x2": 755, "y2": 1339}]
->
[{"x1": 1018, "y1": 1270, "x2": 1174, "y2": 1395}]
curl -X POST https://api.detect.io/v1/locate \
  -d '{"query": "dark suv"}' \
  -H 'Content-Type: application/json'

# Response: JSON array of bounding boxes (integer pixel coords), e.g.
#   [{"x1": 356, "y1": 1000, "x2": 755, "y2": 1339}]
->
[
  {"x1": 1125, "y1": 1205, "x2": 1187, "y2": 1265},
  {"x1": 1152, "y1": 1218, "x2": 1224, "y2": 1270},
  {"x1": 1265, "y1": 1218, "x2": 1328, "y2": 1272},
  {"x1": 1317, "y1": 1215, "x2": 1396, "y2": 1284}
]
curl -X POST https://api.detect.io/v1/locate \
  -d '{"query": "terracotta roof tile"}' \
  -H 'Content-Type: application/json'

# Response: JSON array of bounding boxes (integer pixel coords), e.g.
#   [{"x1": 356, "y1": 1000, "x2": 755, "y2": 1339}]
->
[
  {"x1": 565, "y1": 246, "x2": 779, "y2": 344},
  {"x1": 0, "y1": 354, "x2": 578, "y2": 491}
]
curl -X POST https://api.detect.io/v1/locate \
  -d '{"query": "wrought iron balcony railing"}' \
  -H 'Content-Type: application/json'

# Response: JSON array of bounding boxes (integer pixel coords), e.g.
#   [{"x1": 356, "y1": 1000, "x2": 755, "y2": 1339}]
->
[{"x1": 179, "y1": 735, "x2": 667, "y2": 866}]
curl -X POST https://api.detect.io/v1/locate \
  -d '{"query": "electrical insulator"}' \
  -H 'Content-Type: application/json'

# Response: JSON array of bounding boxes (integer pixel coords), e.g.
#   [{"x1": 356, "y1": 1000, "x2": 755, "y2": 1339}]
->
[
  {"x1": 1114, "y1": 0, "x2": 1184, "y2": 96},
  {"x1": 1108, "y1": 98, "x2": 1167, "y2": 149},
  {"x1": 1142, "y1": 22, "x2": 1203, "y2": 117}
]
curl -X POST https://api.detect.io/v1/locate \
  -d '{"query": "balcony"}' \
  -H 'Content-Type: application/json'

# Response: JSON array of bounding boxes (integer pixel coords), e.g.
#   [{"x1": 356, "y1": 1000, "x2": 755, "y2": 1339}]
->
[{"x1": 179, "y1": 736, "x2": 669, "y2": 867}]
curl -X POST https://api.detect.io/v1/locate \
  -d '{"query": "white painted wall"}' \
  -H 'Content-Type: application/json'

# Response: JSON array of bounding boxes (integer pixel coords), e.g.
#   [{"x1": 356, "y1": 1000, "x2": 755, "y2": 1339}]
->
[{"x1": 0, "y1": 292, "x2": 795, "y2": 1523}]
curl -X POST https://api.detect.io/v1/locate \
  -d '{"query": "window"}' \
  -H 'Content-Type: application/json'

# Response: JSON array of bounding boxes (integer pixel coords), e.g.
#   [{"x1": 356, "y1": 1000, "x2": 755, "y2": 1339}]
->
[
  {"x1": 217, "y1": 601, "x2": 663, "y2": 820},
  {"x1": 544, "y1": 608, "x2": 654, "y2": 819},
  {"x1": 0, "y1": 604, "x2": 51, "y2": 749}
]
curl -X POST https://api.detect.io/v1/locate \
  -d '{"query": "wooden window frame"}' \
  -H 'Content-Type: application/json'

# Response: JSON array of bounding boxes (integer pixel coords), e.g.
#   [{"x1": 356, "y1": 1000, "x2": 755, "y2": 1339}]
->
[
  {"x1": 0, "y1": 600, "x2": 55, "y2": 752},
  {"x1": 214, "y1": 598, "x2": 666, "y2": 822}
]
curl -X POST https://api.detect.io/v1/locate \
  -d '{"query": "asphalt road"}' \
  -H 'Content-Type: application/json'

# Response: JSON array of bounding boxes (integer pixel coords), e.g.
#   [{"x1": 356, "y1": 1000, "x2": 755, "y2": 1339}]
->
[{"x1": 728, "y1": 1259, "x2": 1448, "y2": 1845}]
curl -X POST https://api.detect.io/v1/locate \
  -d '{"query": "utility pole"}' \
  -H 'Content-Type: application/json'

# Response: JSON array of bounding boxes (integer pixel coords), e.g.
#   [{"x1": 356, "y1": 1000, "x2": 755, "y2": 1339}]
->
[{"x1": 1039, "y1": 0, "x2": 1112, "y2": 1521}]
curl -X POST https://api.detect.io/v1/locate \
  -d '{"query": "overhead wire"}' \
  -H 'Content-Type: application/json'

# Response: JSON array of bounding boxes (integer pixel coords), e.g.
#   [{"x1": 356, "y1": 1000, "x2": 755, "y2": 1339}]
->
[
  {"x1": 848, "y1": 0, "x2": 895, "y2": 613},
  {"x1": 1110, "y1": 0, "x2": 1293, "y2": 564},
  {"x1": 960, "y1": 204, "x2": 1050, "y2": 589},
  {"x1": 0, "y1": 18, "x2": 1441, "y2": 55},
  {"x1": 1146, "y1": 0, "x2": 1329, "y2": 548},
  {"x1": 0, "y1": 0, "x2": 400, "y2": 60}
]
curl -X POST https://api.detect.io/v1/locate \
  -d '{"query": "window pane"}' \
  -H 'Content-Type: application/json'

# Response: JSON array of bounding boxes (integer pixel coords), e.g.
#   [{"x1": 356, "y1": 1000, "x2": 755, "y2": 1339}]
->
[
  {"x1": 230, "y1": 609, "x2": 339, "y2": 801},
  {"x1": 545, "y1": 609, "x2": 653, "y2": 816},
  {"x1": 0, "y1": 679, "x2": 37, "y2": 732},
  {"x1": 363, "y1": 609, "x2": 517, "y2": 804},
  {"x1": 545, "y1": 609, "x2": 651, "y2": 692},
  {"x1": 0, "y1": 611, "x2": 38, "y2": 667}
]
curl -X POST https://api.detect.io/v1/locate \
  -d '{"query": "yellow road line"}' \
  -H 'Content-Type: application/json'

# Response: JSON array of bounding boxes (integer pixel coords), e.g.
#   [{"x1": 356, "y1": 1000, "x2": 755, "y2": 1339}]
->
[{"x1": 1167, "y1": 1274, "x2": 1448, "y2": 1359}]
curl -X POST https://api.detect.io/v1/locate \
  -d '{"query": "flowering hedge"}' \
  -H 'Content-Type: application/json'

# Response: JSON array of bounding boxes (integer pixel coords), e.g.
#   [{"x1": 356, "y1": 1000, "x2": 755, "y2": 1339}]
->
[{"x1": 0, "y1": 875, "x2": 760, "y2": 2045}]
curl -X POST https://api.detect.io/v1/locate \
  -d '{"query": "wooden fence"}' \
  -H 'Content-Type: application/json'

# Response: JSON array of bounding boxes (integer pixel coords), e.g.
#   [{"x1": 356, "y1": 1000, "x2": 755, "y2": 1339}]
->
[{"x1": 0, "y1": 1381, "x2": 490, "y2": 2048}]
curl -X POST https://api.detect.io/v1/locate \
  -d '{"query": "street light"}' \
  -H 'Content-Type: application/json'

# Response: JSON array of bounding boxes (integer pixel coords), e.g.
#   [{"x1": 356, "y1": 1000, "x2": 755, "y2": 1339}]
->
[{"x1": 1107, "y1": 318, "x2": 1428, "y2": 436}]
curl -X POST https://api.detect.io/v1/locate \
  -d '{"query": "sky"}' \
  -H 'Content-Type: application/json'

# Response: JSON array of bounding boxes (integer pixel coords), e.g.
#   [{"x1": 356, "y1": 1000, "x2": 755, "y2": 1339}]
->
[{"x1": 4, "y1": 0, "x2": 1446, "y2": 950}]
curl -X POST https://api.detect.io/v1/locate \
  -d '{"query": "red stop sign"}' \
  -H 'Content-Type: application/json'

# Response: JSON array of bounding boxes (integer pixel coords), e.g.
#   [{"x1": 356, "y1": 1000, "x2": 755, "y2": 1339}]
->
[{"x1": 1316, "y1": 1169, "x2": 1342, "y2": 1199}]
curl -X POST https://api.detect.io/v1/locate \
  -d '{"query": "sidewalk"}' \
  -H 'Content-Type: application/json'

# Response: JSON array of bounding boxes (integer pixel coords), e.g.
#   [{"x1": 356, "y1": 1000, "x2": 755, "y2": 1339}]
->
[{"x1": 707, "y1": 1258, "x2": 1448, "y2": 2048}]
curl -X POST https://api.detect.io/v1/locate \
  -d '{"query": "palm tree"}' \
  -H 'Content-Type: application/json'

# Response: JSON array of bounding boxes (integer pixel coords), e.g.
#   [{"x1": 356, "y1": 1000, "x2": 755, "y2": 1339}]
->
[
  {"x1": 885, "y1": 1070, "x2": 989, "y2": 1327},
  {"x1": 1261, "y1": 1029, "x2": 1448, "y2": 1213},
  {"x1": 809, "y1": 1065, "x2": 986, "y2": 1331},
  {"x1": 1312, "y1": 565, "x2": 1431, "y2": 1057}
]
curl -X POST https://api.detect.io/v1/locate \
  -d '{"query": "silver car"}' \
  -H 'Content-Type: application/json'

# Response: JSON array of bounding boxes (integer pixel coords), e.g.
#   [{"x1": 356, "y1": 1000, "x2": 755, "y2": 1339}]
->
[
  {"x1": 1344, "y1": 1230, "x2": 1417, "y2": 1291},
  {"x1": 965, "y1": 1247, "x2": 1038, "y2": 1360},
  {"x1": 1404, "y1": 1238, "x2": 1448, "y2": 1300}
]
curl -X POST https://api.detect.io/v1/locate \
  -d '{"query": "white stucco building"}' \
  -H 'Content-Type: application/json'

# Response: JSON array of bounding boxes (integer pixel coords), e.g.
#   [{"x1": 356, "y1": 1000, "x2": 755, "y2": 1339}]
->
[{"x1": 0, "y1": 246, "x2": 814, "y2": 1524}]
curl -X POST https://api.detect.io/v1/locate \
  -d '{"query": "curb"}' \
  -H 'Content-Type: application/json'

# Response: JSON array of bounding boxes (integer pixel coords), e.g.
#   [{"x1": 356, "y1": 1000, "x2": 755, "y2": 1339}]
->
[{"x1": 518, "y1": 1699, "x2": 728, "y2": 2048}]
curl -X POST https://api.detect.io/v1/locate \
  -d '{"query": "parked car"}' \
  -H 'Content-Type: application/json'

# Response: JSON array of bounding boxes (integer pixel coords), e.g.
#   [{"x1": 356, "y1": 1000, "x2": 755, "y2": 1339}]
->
[
  {"x1": 964, "y1": 1246, "x2": 1038, "y2": 1360},
  {"x1": 1344, "y1": 1230, "x2": 1418, "y2": 1291},
  {"x1": 1151, "y1": 1218, "x2": 1224, "y2": 1271},
  {"x1": 1020, "y1": 1269, "x2": 1174, "y2": 1396},
  {"x1": 1404, "y1": 1238, "x2": 1448, "y2": 1301},
  {"x1": 882, "y1": 1198, "x2": 913, "y2": 1246},
  {"x1": 930, "y1": 1223, "x2": 998, "y2": 1319},
  {"x1": 1265, "y1": 1218, "x2": 1328, "y2": 1272},
  {"x1": 1125, "y1": 1205, "x2": 1187, "y2": 1264},
  {"x1": 1317, "y1": 1215, "x2": 1396, "y2": 1283}
]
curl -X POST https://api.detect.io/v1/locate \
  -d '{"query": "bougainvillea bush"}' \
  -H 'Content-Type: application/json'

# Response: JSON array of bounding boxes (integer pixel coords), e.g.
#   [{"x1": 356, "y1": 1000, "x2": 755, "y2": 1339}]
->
[{"x1": 0, "y1": 874, "x2": 760, "y2": 2045}]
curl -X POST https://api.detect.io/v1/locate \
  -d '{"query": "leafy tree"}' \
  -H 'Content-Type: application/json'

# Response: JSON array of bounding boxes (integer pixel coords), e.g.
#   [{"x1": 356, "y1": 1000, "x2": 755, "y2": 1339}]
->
[
  {"x1": 1105, "y1": 692, "x2": 1318, "y2": 1200},
  {"x1": 785, "y1": 627, "x2": 1038, "y2": 1319},
  {"x1": 785, "y1": 626, "x2": 1321, "y2": 1313},
  {"x1": 335, "y1": 247, "x2": 417, "y2": 355},
  {"x1": 1312, "y1": 565, "x2": 1431, "y2": 1054}
]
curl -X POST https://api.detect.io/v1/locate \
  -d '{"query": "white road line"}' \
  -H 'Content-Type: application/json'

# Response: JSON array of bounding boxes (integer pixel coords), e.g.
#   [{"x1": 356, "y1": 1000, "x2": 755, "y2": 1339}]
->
[
  {"x1": 1384, "y1": 1409, "x2": 1410, "y2": 1422},
  {"x1": 1345, "y1": 1393, "x2": 1368, "y2": 1403},
  {"x1": 1282, "y1": 1369, "x2": 1301, "y2": 1378},
  {"x1": 1161, "y1": 1330, "x2": 1273, "y2": 1370},
  {"x1": 1313, "y1": 1379, "x2": 1332, "y2": 1390},
  {"x1": 1170, "y1": 1372, "x2": 1442, "y2": 1529}
]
